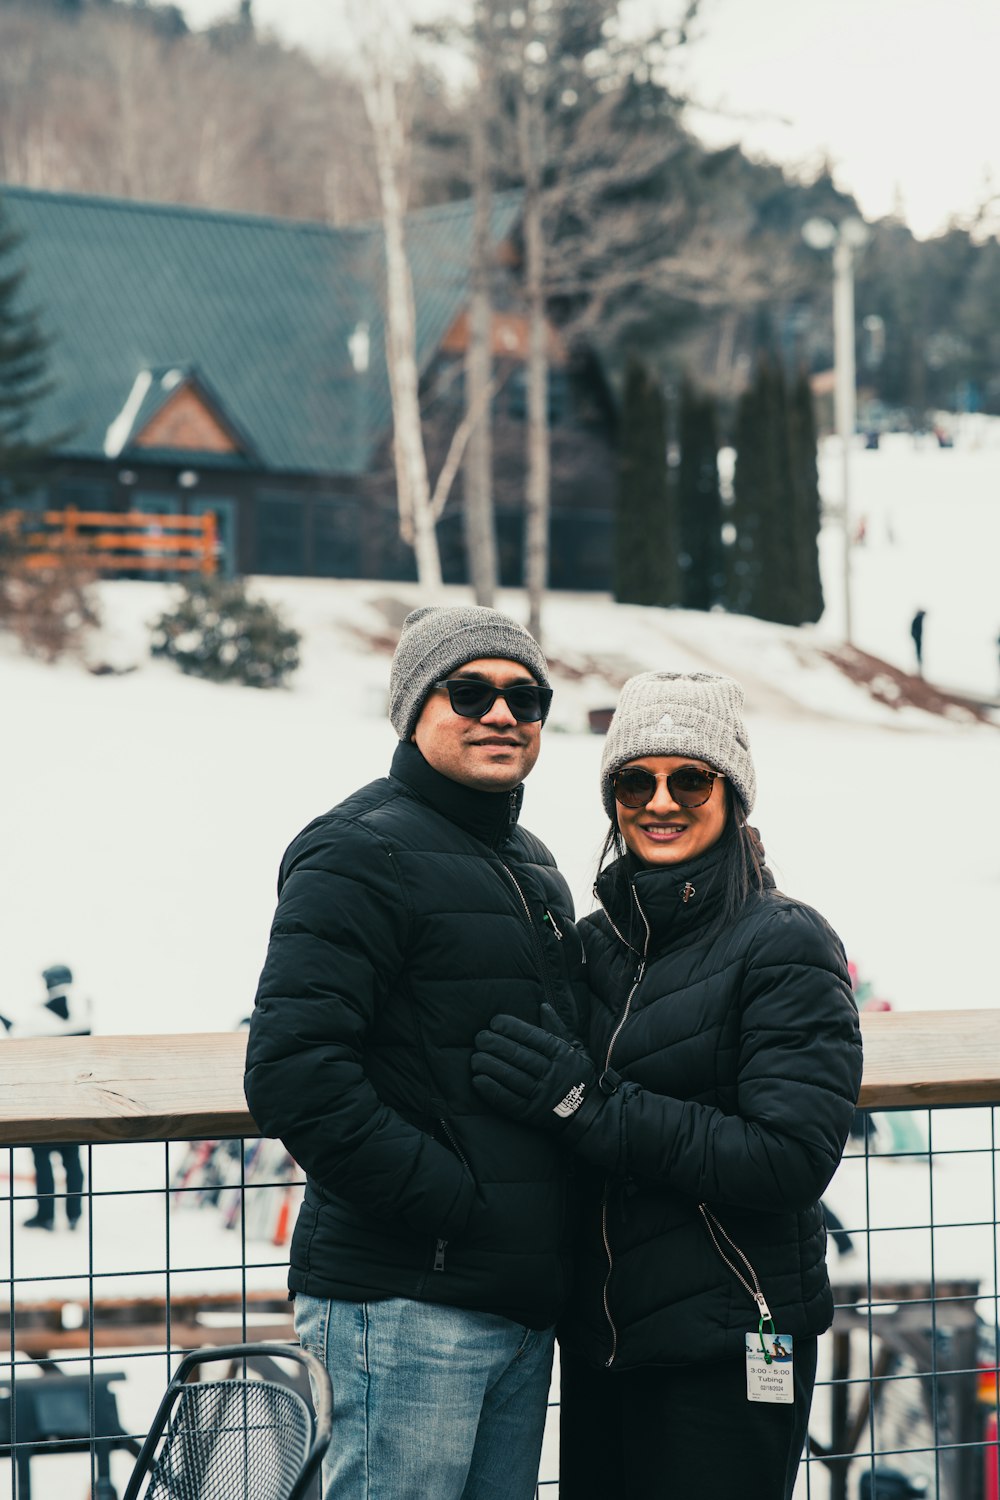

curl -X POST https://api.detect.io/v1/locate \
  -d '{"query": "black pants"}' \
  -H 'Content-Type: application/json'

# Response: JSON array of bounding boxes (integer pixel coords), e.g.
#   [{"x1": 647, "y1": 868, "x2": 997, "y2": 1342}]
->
[
  {"x1": 31, "y1": 1144, "x2": 84, "y2": 1224},
  {"x1": 559, "y1": 1336, "x2": 817, "y2": 1500}
]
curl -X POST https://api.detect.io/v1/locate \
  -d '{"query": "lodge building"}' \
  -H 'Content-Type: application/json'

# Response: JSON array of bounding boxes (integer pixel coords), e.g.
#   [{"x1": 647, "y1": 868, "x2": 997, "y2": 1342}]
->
[{"x1": 1, "y1": 186, "x2": 617, "y2": 590}]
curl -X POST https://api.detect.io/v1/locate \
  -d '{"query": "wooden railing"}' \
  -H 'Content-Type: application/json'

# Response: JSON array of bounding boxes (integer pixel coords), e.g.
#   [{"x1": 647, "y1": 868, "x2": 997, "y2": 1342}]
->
[
  {"x1": 0, "y1": 507, "x2": 218, "y2": 575},
  {"x1": 0, "y1": 1031, "x2": 252, "y2": 1145},
  {"x1": 0, "y1": 1013, "x2": 996, "y2": 1498},
  {"x1": 0, "y1": 1009, "x2": 996, "y2": 1146}
]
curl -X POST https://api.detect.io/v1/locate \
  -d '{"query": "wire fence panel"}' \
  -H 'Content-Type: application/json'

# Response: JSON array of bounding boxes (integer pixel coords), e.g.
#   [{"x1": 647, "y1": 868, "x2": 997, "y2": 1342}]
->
[
  {"x1": 0, "y1": 1022, "x2": 997, "y2": 1499},
  {"x1": 0, "y1": 1139, "x2": 299, "y2": 1499},
  {"x1": 802, "y1": 1106, "x2": 1000, "y2": 1500}
]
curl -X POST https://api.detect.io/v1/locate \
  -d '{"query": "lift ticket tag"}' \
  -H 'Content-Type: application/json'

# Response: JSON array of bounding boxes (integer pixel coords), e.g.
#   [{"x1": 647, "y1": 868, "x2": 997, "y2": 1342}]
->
[{"x1": 745, "y1": 1332, "x2": 794, "y2": 1403}]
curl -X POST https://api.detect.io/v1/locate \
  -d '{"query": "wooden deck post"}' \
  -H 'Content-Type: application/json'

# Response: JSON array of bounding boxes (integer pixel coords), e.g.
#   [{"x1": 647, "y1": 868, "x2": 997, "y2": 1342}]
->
[
  {"x1": 63, "y1": 504, "x2": 79, "y2": 553},
  {"x1": 201, "y1": 510, "x2": 218, "y2": 575}
]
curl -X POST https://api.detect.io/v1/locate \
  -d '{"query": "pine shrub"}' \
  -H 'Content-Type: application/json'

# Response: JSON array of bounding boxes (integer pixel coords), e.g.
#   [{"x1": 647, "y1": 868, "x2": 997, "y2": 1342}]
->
[{"x1": 150, "y1": 578, "x2": 300, "y2": 688}]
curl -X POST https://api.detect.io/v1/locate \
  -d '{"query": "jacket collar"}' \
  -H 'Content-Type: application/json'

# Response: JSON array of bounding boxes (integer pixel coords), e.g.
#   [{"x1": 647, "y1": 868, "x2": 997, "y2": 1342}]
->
[
  {"x1": 596, "y1": 841, "x2": 735, "y2": 956},
  {"x1": 389, "y1": 740, "x2": 523, "y2": 849}
]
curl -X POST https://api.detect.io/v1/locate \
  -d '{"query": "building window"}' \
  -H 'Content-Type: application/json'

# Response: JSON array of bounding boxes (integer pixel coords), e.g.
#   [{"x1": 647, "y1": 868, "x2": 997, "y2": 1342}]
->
[
  {"x1": 0, "y1": 483, "x2": 48, "y2": 511},
  {"x1": 56, "y1": 481, "x2": 111, "y2": 511},
  {"x1": 506, "y1": 368, "x2": 569, "y2": 426},
  {"x1": 315, "y1": 497, "x2": 361, "y2": 577},
  {"x1": 257, "y1": 493, "x2": 305, "y2": 576}
]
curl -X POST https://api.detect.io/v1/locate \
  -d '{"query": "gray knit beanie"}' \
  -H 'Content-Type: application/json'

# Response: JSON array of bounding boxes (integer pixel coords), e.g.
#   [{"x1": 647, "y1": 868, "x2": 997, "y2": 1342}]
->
[
  {"x1": 389, "y1": 605, "x2": 550, "y2": 741},
  {"x1": 600, "y1": 671, "x2": 756, "y2": 817}
]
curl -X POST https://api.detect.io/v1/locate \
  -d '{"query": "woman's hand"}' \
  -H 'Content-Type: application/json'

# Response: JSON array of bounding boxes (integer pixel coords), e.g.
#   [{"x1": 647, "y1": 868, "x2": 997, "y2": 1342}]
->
[{"x1": 471, "y1": 1008, "x2": 598, "y2": 1129}]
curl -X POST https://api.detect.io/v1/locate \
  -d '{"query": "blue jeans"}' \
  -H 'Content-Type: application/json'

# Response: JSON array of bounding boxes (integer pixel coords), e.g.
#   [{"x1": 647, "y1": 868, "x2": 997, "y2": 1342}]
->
[{"x1": 294, "y1": 1294, "x2": 554, "y2": 1500}]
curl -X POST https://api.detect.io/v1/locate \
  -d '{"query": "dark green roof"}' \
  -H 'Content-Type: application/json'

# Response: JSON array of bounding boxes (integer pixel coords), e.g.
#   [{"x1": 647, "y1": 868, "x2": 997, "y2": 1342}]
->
[{"x1": 1, "y1": 187, "x2": 522, "y2": 476}]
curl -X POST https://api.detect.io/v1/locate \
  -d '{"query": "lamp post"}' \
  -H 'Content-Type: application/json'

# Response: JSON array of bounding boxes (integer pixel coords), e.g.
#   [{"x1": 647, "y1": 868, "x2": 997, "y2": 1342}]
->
[{"x1": 802, "y1": 215, "x2": 870, "y2": 646}]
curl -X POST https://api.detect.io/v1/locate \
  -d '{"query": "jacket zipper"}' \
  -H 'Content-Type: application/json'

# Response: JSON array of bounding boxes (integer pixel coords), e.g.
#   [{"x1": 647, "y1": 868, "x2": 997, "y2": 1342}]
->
[
  {"x1": 597, "y1": 883, "x2": 651, "y2": 1367},
  {"x1": 698, "y1": 1203, "x2": 773, "y2": 1329},
  {"x1": 498, "y1": 860, "x2": 558, "y2": 1009},
  {"x1": 434, "y1": 1118, "x2": 472, "y2": 1274}
]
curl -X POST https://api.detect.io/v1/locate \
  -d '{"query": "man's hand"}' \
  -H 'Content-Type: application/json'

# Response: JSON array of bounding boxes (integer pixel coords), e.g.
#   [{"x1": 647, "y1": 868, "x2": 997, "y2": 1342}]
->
[{"x1": 471, "y1": 1012, "x2": 597, "y2": 1129}]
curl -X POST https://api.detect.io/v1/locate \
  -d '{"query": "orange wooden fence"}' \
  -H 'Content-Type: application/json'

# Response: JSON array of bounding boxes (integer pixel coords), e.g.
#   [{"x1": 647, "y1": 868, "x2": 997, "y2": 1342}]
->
[{"x1": 1, "y1": 506, "x2": 218, "y2": 574}]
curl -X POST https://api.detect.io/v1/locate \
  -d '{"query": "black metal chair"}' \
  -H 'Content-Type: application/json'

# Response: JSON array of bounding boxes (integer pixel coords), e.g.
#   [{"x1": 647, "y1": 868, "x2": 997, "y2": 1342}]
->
[
  {"x1": 122, "y1": 1343, "x2": 333, "y2": 1500},
  {"x1": 0, "y1": 1369, "x2": 137, "y2": 1499}
]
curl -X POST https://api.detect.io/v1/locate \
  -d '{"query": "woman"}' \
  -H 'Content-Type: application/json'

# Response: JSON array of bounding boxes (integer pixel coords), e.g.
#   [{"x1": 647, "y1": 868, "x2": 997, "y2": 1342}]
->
[{"x1": 472, "y1": 671, "x2": 863, "y2": 1499}]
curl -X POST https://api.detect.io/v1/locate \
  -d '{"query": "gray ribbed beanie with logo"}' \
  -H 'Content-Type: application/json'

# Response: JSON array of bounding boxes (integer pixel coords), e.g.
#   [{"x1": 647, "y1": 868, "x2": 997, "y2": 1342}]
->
[
  {"x1": 389, "y1": 605, "x2": 550, "y2": 741},
  {"x1": 600, "y1": 670, "x2": 756, "y2": 816}
]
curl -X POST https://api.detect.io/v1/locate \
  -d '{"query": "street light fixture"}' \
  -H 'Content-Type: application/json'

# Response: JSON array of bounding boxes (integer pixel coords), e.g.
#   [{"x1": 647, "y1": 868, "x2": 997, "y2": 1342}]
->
[
  {"x1": 348, "y1": 321, "x2": 371, "y2": 375},
  {"x1": 802, "y1": 215, "x2": 871, "y2": 646}
]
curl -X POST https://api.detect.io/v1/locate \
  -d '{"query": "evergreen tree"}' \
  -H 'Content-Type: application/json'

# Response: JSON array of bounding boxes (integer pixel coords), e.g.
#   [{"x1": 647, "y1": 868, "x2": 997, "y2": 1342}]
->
[
  {"x1": 729, "y1": 356, "x2": 824, "y2": 626},
  {"x1": 0, "y1": 198, "x2": 58, "y2": 505},
  {"x1": 728, "y1": 359, "x2": 768, "y2": 618},
  {"x1": 789, "y1": 370, "x2": 824, "y2": 624},
  {"x1": 614, "y1": 355, "x2": 679, "y2": 606},
  {"x1": 764, "y1": 358, "x2": 802, "y2": 626},
  {"x1": 677, "y1": 379, "x2": 722, "y2": 610}
]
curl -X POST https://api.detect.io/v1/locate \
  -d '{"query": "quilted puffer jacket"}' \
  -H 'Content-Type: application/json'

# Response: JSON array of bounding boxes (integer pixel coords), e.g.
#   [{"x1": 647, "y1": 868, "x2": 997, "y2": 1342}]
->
[
  {"x1": 244, "y1": 740, "x2": 580, "y2": 1330},
  {"x1": 556, "y1": 842, "x2": 863, "y2": 1371}
]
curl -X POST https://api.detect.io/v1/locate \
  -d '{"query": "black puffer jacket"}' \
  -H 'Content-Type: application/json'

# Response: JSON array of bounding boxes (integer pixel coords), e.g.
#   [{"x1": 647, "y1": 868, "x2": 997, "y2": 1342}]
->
[
  {"x1": 245, "y1": 741, "x2": 579, "y2": 1329},
  {"x1": 557, "y1": 842, "x2": 862, "y2": 1371}
]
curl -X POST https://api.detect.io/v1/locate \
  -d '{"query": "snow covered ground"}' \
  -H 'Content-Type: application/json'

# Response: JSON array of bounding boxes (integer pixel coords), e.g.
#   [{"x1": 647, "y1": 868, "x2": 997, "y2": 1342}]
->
[
  {"x1": 817, "y1": 424, "x2": 1000, "y2": 700},
  {"x1": 0, "y1": 430, "x2": 998, "y2": 1495},
  {"x1": 3, "y1": 432, "x2": 997, "y2": 1035}
]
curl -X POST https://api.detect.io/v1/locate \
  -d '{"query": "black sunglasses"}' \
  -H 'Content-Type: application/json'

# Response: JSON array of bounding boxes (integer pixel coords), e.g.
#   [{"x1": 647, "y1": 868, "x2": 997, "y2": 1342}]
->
[
  {"x1": 435, "y1": 679, "x2": 552, "y2": 724},
  {"x1": 612, "y1": 765, "x2": 723, "y2": 809}
]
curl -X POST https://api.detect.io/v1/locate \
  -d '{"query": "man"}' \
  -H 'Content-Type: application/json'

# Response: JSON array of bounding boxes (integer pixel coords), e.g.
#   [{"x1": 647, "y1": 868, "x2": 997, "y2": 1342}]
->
[
  {"x1": 245, "y1": 605, "x2": 578, "y2": 1500},
  {"x1": 18, "y1": 964, "x2": 89, "y2": 1232}
]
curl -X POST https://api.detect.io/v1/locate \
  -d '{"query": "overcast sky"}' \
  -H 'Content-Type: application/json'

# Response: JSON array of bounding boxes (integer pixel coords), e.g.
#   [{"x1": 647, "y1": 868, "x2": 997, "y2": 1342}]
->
[{"x1": 175, "y1": 0, "x2": 1000, "y2": 240}]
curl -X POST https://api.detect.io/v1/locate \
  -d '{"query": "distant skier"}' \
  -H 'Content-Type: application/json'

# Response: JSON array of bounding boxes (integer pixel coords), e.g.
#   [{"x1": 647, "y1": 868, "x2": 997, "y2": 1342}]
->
[
  {"x1": 910, "y1": 608, "x2": 927, "y2": 676},
  {"x1": 14, "y1": 965, "x2": 91, "y2": 1232}
]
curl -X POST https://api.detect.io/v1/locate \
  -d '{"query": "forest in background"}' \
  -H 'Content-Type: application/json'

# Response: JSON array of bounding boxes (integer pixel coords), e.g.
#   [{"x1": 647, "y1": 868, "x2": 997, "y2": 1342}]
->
[{"x1": 3, "y1": 0, "x2": 1000, "y2": 426}]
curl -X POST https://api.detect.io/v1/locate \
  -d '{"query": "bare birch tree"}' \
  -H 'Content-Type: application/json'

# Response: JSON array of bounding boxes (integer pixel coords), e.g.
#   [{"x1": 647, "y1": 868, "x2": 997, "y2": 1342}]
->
[
  {"x1": 348, "y1": 0, "x2": 515, "y2": 593},
  {"x1": 517, "y1": 4, "x2": 550, "y2": 642},
  {"x1": 351, "y1": 15, "x2": 443, "y2": 590},
  {"x1": 463, "y1": 0, "x2": 499, "y2": 606}
]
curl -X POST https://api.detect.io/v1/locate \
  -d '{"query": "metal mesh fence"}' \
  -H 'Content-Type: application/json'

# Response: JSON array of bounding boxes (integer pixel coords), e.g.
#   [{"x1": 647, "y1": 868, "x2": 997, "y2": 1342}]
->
[
  {"x1": 800, "y1": 1105, "x2": 1000, "y2": 1500},
  {"x1": 0, "y1": 1107, "x2": 997, "y2": 1499}
]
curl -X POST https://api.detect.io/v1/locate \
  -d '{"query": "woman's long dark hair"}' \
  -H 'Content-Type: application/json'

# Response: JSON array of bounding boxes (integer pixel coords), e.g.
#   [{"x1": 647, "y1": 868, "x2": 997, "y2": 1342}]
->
[{"x1": 598, "y1": 781, "x2": 767, "y2": 936}]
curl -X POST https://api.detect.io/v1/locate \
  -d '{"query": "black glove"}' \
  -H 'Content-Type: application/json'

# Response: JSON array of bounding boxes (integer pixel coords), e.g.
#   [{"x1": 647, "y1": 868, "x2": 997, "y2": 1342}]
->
[{"x1": 471, "y1": 1009, "x2": 598, "y2": 1130}]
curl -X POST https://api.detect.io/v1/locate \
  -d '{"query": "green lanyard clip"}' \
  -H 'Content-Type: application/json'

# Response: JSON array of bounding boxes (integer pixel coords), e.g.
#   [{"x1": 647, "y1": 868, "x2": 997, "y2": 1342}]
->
[{"x1": 754, "y1": 1293, "x2": 776, "y2": 1364}]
